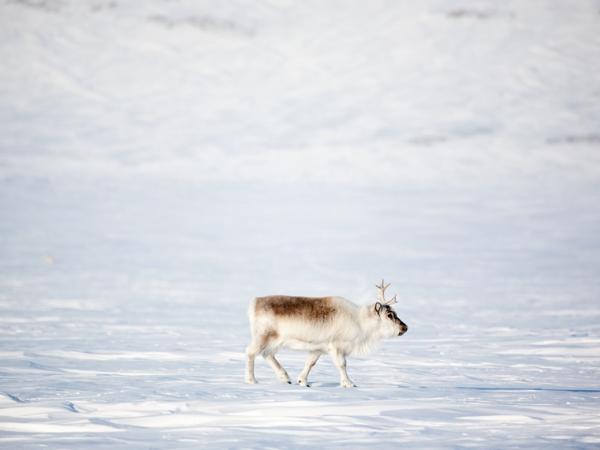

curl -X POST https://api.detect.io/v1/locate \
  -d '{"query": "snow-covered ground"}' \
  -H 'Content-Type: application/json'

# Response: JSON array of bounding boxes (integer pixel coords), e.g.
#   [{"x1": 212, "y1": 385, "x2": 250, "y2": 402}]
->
[{"x1": 1, "y1": 0, "x2": 600, "y2": 448}]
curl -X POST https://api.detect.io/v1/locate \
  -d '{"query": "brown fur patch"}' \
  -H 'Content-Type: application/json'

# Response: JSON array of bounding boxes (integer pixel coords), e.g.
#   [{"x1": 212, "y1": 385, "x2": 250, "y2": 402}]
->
[
  {"x1": 258, "y1": 329, "x2": 278, "y2": 347},
  {"x1": 264, "y1": 329, "x2": 278, "y2": 340},
  {"x1": 256, "y1": 296, "x2": 337, "y2": 322}
]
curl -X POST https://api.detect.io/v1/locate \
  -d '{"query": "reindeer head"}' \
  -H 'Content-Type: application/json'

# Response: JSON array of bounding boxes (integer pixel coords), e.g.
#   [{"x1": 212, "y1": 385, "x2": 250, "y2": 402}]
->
[{"x1": 373, "y1": 279, "x2": 408, "y2": 337}]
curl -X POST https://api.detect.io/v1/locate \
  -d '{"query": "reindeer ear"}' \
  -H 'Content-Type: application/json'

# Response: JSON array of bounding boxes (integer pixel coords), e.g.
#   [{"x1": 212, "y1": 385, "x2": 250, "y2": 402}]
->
[{"x1": 374, "y1": 302, "x2": 382, "y2": 313}]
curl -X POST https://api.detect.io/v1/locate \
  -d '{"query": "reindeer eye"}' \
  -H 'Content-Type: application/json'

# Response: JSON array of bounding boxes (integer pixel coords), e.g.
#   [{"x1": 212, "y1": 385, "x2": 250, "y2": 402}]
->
[{"x1": 387, "y1": 313, "x2": 393, "y2": 319}]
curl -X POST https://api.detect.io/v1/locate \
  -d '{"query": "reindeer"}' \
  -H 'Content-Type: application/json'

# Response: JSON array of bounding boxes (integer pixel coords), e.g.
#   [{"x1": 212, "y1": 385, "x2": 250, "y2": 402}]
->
[{"x1": 245, "y1": 280, "x2": 408, "y2": 387}]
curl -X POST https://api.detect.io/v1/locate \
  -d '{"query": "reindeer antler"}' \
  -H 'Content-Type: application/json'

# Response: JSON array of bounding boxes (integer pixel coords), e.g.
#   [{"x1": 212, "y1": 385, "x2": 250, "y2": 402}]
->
[{"x1": 375, "y1": 279, "x2": 397, "y2": 305}]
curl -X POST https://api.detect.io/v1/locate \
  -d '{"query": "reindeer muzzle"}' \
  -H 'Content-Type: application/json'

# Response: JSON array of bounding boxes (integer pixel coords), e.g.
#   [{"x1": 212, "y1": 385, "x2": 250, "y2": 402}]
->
[{"x1": 398, "y1": 322, "x2": 408, "y2": 336}]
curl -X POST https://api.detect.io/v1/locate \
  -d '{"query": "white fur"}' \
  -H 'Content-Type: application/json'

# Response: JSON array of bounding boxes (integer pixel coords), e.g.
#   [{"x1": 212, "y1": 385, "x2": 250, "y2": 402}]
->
[{"x1": 245, "y1": 296, "x2": 407, "y2": 388}]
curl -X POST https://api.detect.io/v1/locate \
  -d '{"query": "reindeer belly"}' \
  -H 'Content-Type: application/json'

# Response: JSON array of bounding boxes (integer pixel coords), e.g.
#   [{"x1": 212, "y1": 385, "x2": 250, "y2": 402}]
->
[
  {"x1": 281, "y1": 338, "x2": 328, "y2": 352},
  {"x1": 276, "y1": 323, "x2": 355, "y2": 353}
]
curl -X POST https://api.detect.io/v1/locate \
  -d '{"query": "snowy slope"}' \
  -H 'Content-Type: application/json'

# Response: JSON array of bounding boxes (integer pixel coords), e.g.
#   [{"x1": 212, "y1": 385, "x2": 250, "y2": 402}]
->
[
  {"x1": 1, "y1": 0, "x2": 600, "y2": 448},
  {"x1": 2, "y1": 0, "x2": 600, "y2": 185}
]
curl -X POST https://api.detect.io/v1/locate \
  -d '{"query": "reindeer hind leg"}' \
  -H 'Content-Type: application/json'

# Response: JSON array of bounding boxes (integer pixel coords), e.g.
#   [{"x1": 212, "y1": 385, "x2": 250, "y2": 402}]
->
[
  {"x1": 245, "y1": 337, "x2": 266, "y2": 384},
  {"x1": 264, "y1": 353, "x2": 291, "y2": 384},
  {"x1": 246, "y1": 329, "x2": 281, "y2": 384},
  {"x1": 298, "y1": 351, "x2": 320, "y2": 387},
  {"x1": 260, "y1": 330, "x2": 290, "y2": 384}
]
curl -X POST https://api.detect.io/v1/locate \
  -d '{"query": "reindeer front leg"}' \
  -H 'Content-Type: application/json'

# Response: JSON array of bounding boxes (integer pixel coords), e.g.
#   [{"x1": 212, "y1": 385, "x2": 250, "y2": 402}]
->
[{"x1": 329, "y1": 349, "x2": 356, "y2": 388}]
